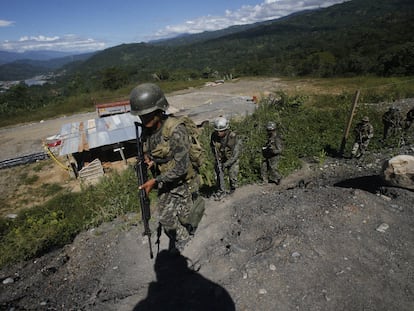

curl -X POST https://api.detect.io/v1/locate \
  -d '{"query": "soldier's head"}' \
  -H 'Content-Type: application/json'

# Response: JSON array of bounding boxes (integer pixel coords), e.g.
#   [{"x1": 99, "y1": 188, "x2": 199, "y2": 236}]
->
[
  {"x1": 362, "y1": 116, "x2": 370, "y2": 123},
  {"x1": 130, "y1": 83, "x2": 169, "y2": 129},
  {"x1": 214, "y1": 116, "x2": 229, "y2": 137},
  {"x1": 266, "y1": 121, "x2": 276, "y2": 132}
]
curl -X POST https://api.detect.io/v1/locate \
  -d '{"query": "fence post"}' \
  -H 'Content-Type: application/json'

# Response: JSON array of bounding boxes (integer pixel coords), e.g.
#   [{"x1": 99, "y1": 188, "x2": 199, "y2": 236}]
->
[{"x1": 339, "y1": 89, "x2": 360, "y2": 156}]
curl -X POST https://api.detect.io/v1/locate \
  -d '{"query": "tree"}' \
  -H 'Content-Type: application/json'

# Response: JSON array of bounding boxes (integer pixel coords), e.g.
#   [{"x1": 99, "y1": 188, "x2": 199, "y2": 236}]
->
[{"x1": 101, "y1": 67, "x2": 128, "y2": 90}]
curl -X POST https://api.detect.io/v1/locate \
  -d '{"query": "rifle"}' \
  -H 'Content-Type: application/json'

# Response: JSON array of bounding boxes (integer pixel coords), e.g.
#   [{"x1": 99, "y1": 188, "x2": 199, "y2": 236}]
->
[
  {"x1": 213, "y1": 146, "x2": 226, "y2": 193},
  {"x1": 134, "y1": 121, "x2": 153, "y2": 259}
]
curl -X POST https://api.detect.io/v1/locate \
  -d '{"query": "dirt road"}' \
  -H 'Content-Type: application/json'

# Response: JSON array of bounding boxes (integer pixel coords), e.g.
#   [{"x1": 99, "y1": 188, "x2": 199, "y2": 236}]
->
[{"x1": 0, "y1": 78, "x2": 283, "y2": 161}]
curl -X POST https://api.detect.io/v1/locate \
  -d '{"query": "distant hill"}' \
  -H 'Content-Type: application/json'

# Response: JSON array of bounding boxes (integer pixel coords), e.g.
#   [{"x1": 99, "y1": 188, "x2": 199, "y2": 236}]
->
[
  {"x1": 70, "y1": 0, "x2": 413, "y2": 82},
  {"x1": 0, "y1": 52, "x2": 96, "y2": 81},
  {"x1": 0, "y1": 50, "x2": 78, "y2": 65},
  {"x1": 1, "y1": 0, "x2": 413, "y2": 82}
]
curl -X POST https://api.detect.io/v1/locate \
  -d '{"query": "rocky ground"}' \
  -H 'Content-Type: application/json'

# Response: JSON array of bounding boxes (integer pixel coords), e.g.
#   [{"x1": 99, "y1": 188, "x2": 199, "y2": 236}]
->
[
  {"x1": 1, "y1": 78, "x2": 413, "y2": 310},
  {"x1": 1, "y1": 145, "x2": 413, "y2": 310}
]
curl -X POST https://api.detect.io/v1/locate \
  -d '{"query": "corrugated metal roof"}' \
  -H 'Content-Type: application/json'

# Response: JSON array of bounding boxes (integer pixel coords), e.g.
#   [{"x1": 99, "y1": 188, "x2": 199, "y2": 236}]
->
[{"x1": 59, "y1": 113, "x2": 142, "y2": 156}]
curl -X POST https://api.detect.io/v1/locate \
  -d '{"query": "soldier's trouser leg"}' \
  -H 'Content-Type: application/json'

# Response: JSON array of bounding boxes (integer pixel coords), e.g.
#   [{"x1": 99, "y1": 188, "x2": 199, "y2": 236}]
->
[
  {"x1": 268, "y1": 156, "x2": 281, "y2": 183},
  {"x1": 228, "y1": 161, "x2": 239, "y2": 192},
  {"x1": 214, "y1": 162, "x2": 225, "y2": 192},
  {"x1": 158, "y1": 184, "x2": 192, "y2": 245},
  {"x1": 360, "y1": 140, "x2": 370, "y2": 155},
  {"x1": 351, "y1": 142, "x2": 360, "y2": 157},
  {"x1": 261, "y1": 160, "x2": 269, "y2": 182}
]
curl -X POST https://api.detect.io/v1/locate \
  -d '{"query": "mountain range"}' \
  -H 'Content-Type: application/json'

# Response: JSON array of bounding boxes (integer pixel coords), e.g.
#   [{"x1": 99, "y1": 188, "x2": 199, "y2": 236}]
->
[{"x1": 0, "y1": 0, "x2": 413, "y2": 81}]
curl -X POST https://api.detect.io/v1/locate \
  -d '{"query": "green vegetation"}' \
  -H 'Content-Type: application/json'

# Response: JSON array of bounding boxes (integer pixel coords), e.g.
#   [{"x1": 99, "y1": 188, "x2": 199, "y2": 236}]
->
[
  {"x1": 0, "y1": 169, "x2": 144, "y2": 267},
  {"x1": 2, "y1": 77, "x2": 413, "y2": 268},
  {"x1": 1, "y1": 0, "x2": 413, "y2": 128},
  {"x1": 0, "y1": 79, "x2": 207, "y2": 127}
]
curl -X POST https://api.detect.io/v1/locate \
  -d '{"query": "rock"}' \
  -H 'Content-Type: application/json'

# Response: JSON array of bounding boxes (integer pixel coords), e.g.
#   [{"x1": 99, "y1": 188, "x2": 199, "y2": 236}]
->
[
  {"x1": 381, "y1": 155, "x2": 414, "y2": 190},
  {"x1": 376, "y1": 223, "x2": 389, "y2": 233},
  {"x1": 3, "y1": 277, "x2": 14, "y2": 284}
]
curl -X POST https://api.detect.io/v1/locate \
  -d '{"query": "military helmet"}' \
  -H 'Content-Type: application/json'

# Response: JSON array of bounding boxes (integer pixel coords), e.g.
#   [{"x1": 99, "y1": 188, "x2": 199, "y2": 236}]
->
[
  {"x1": 362, "y1": 116, "x2": 370, "y2": 122},
  {"x1": 129, "y1": 83, "x2": 169, "y2": 116},
  {"x1": 266, "y1": 121, "x2": 276, "y2": 131},
  {"x1": 214, "y1": 116, "x2": 229, "y2": 131}
]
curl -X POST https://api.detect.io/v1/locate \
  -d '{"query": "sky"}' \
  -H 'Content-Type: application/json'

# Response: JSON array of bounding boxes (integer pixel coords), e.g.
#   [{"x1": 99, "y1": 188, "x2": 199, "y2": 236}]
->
[{"x1": 0, "y1": 0, "x2": 348, "y2": 53}]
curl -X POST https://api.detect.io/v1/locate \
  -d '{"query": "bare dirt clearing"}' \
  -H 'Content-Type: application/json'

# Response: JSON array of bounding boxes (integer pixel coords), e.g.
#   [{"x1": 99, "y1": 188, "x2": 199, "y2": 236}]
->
[{"x1": 0, "y1": 78, "x2": 413, "y2": 310}]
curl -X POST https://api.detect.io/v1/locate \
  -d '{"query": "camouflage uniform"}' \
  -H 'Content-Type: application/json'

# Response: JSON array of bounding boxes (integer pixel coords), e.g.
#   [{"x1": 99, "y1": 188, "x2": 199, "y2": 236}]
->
[
  {"x1": 404, "y1": 107, "x2": 414, "y2": 130},
  {"x1": 210, "y1": 129, "x2": 241, "y2": 194},
  {"x1": 144, "y1": 119, "x2": 192, "y2": 242},
  {"x1": 382, "y1": 107, "x2": 403, "y2": 140},
  {"x1": 351, "y1": 117, "x2": 374, "y2": 158},
  {"x1": 261, "y1": 130, "x2": 283, "y2": 184}
]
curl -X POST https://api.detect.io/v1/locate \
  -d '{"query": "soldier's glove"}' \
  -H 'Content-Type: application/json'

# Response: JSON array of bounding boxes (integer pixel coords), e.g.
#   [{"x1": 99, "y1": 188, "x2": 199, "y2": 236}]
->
[{"x1": 223, "y1": 161, "x2": 231, "y2": 168}]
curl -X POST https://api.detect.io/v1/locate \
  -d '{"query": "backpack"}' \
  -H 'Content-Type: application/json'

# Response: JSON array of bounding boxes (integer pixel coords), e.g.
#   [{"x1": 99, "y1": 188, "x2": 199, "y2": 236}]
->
[{"x1": 161, "y1": 116, "x2": 205, "y2": 171}]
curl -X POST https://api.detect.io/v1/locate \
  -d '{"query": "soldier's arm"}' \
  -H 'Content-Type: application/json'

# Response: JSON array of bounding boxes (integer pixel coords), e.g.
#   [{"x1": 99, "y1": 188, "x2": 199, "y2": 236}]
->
[{"x1": 268, "y1": 136, "x2": 282, "y2": 155}]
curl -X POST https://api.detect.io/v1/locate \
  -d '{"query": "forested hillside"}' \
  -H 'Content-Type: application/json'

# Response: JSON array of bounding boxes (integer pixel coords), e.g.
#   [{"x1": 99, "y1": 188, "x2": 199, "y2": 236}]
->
[
  {"x1": 0, "y1": 0, "x2": 413, "y2": 126},
  {"x1": 70, "y1": 0, "x2": 413, "y2": 88}
]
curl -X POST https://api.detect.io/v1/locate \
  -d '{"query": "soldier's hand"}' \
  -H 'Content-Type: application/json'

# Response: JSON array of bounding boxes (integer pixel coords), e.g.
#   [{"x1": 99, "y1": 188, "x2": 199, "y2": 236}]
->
[
  {"x1": 139, "y1": 178, "x2": 156, "y2": 195},
  {"x1": 144, "y1": 154, "x2": 154, "y2": 169}
]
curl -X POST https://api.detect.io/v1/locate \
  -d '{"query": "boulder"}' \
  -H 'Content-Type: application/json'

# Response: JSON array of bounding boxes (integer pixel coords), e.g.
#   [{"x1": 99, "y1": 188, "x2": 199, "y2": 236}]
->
[{"x1": 381, "y1": 155, "x2": 414, "y2": 190}]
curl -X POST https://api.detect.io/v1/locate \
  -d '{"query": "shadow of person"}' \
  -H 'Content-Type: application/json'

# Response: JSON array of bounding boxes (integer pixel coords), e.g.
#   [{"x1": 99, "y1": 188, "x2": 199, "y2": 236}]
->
[{"x1": 134, "y1": 250, "x2": 235, "y2": 311}]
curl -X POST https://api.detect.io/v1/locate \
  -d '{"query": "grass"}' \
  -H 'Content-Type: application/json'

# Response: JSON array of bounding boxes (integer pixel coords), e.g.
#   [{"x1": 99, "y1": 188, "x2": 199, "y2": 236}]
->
[{"x1": 1, "y1": 76, "x2": 413, "y2": 268}]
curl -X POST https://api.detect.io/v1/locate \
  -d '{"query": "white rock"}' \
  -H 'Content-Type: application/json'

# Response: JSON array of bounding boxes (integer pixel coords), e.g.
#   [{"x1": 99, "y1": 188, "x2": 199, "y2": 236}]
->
[
  {"x1": 2, "y1": 277, "x2": 14, "y2": 284},
  {"x1": 376, "y1": 223, "x2": 389, "y2": 233},
  {"x1": 381, "y1": 155, "x2": 414, "y2": 190}
]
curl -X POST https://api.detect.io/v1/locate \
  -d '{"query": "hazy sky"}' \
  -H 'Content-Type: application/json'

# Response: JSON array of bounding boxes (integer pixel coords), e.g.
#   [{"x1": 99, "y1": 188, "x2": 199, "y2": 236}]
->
[{"x1": 0, "y1": 0, "x2": 348, "y2": 53}]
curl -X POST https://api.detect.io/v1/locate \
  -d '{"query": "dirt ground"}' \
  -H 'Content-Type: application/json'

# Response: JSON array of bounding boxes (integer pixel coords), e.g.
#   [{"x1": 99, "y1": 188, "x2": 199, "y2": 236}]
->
[{"x1": 0, "y1": 78, "x2": 414, "y2": 310}]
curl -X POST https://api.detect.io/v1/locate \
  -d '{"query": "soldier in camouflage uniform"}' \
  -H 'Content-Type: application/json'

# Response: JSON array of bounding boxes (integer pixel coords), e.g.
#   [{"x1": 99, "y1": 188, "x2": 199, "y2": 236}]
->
[
  {"x1": 130, "y1": 83, "x2": 197, "y2": 253},
  {"x1": 382, "y1": 106, "x2": 403, "y2": 141},
  {"x1": 402, "y1": 106, "x2": 414, "y2": 144},
  {"x1": 210, "y1": 116, "x2": 242, "y2": 199},
  {"x1": 261, "y1": 121, "x2": 282, "y2": 184},
  {"x1": 351, "y1": 116, "x2": 374, "y2": 158},
  {"x1": 404, "y1": 107, "x2": 414, "y2": 130}
]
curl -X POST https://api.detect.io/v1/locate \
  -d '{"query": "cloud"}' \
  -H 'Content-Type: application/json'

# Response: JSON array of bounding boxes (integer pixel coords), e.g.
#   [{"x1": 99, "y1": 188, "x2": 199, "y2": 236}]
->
[
  {"x1": 0, "y1": 34, "x2": 106, "y2": 53},
  {"x1": 0, "y1": 19, "x2": 15, "y2": 27},
  {"x1": 154, "y1": 0, "x2": 347, "y2": 39}
]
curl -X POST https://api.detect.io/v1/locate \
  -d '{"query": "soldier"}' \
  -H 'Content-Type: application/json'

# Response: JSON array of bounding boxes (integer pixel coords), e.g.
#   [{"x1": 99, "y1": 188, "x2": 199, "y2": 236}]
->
[
  {"x1": 382, "y1": 106, "x2": 403, "y2": 141},
  {"x1": 261, "y1": 121, "x2": 282, "y2": 184},
  {"x1": 351, "y1": 116, "x2": 374, "y2": 158},
  {"x1": 130, "y1": 83, "x2": 201, "y2": 253},
  {"x1": 210, "y1": 116, "x2": 242, "y2": 199},
  {"x1": 404, "y1": 106, "x2": 414, "y2": 130}
]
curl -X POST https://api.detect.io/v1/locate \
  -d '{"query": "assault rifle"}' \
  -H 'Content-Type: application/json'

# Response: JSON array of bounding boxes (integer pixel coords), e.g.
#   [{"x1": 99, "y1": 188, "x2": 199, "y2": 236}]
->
[
  {"x1": 213, "y1": 146, "x2": 226, "y2": 193},
  {"x1": 134, "y1": 121, "x2": 153, "y2": 259}
]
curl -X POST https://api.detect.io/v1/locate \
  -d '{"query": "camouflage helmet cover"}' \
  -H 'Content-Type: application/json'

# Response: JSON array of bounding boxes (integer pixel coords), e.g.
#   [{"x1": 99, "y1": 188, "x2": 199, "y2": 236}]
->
[
  {"x1": 266, "y1": 121, "x2": 276, "y2": 131},
  {"x1": 362, "y1": 116, "x2": 370, "y2": 122},
  {"x1": 129, "y1": 83, "x2": 169, "y2": 116},
  {"x1": 214, "y1": 116, "x2": 229, "y2": 131}
]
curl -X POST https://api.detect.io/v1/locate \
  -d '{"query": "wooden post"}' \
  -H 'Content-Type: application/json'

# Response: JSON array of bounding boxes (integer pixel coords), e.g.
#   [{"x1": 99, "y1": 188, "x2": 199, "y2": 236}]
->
[{"x1": 339, "y1": 90, "x2": 360, "y2": 156}]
